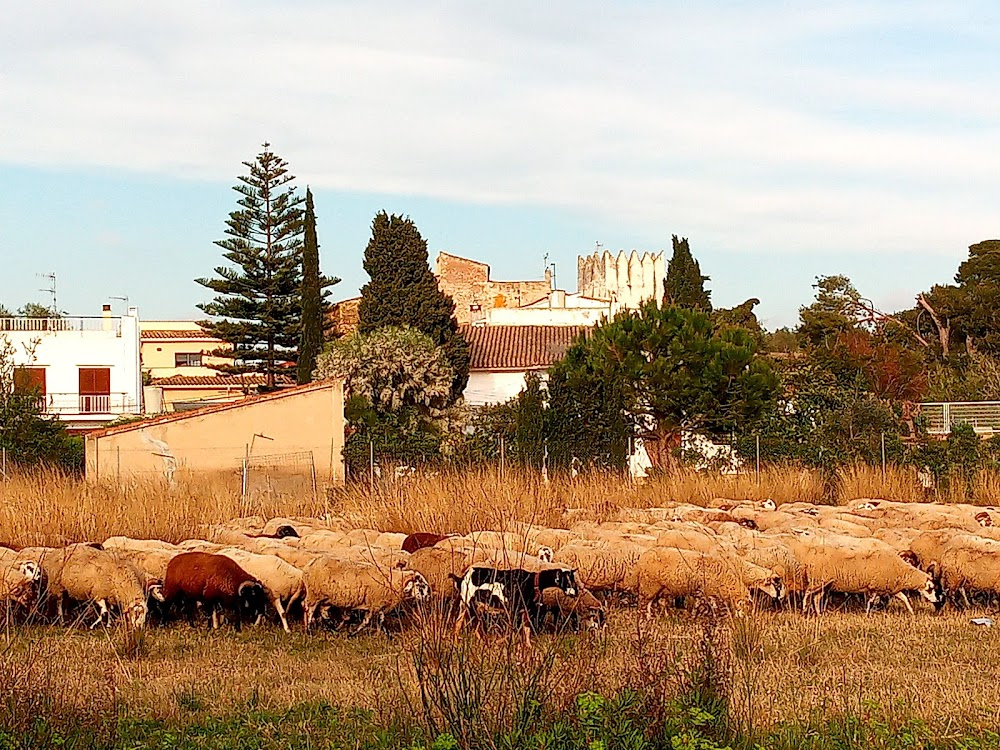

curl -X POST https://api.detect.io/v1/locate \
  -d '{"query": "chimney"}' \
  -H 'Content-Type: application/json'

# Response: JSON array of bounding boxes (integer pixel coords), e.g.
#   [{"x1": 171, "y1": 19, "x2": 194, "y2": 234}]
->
[
  {"x1": 549, "y1": 289, "x2": 567, "y2": 309},
  {"x1": 102, "y1": 304, "x2": 112, "y2": 331}
]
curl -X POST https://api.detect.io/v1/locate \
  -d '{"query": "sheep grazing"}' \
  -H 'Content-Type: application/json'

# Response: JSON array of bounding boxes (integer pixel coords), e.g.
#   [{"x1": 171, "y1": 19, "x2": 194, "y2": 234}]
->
[
  {"x1": 636, "y1": 547, "x2": 782, "y2": 617},
  {"x1": 162, "y1": 552, "x2": 268, "y2": 631},
  {"x1": 41, "y1": 546, "x2": 149, "y2": 628},
  {"x1": 216, "y1": 547, "x2": 306, "y2": 632},
  {"x1": 302, "y1": 558, "x2": 431, "y2": 633},
  {"x1": 0, "y1": 560, "x2": 42, "y2": 612},
  {"x1": 539, "y1": 586, "x2": 605, "y2": 631},
  {"x1": 930, "y1": 535, "x2": 1000, "y2": 607},
  {"x1": 791, "y1": 538, "x2": 938, "y2": 615}
]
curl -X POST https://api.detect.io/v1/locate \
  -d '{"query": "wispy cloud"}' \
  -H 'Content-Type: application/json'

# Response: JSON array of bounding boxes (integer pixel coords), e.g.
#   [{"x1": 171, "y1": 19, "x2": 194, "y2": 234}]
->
[{"x1": 2, "y1": 0, "x2": 997, "y2": 269}]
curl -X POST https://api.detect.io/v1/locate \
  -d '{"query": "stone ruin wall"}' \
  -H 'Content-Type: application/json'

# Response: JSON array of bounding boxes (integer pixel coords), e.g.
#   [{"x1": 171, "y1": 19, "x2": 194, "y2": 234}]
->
[
  {"x1": 577, "y1": 250, "x2": 665, "y2": 310},
  {"x1": 435, "y1": 252, "x2": 551, "y2": 325}
]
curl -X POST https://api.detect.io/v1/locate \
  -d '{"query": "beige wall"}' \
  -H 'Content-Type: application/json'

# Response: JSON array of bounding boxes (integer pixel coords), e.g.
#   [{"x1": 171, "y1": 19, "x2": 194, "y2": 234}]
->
[
  {"x1": 140, "y1": 339, "x2": 233, "y2": 378},
  {"x1": 86, "y1": 382, "x2": 345, "y2": 484}
]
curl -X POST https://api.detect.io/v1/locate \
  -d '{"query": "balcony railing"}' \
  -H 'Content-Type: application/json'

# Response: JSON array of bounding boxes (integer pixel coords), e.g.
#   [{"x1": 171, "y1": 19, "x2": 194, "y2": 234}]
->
[
  {"x1": 42, "y1": 393, "x2": 135, "y2": 416},
  {"x1": 919, "y1": 401, "x2": 1000, "y2": 435},
  {"x1": 0, "y1": 316, "x2": 123, "y2": 335}
]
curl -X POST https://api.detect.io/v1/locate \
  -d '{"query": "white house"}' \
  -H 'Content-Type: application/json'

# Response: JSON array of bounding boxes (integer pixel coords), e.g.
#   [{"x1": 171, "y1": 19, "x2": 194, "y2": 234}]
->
[
  {"x1": 482, "y1": 290, "x2": 612, "y2": 327},
  {"x1": 1, "y1": 305, "x2": 142, "y2": 431},
  {"x1": 459, "y1": 324, "x2": 587, "y2": 406}
]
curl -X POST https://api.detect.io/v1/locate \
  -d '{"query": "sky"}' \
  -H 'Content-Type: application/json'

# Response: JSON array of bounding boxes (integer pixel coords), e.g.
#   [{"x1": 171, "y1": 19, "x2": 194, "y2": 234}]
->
[{"x1": 1, "y1": 1, "x2": 997, "y2": 330}]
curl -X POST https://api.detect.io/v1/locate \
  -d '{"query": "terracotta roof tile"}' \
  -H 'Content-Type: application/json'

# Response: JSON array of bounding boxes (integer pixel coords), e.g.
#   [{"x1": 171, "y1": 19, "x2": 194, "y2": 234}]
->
[
  {"x1": 150, "y1": 374, "x2": 292, "y2": 387},
  {"x1": 141, "y1": 329, "x2": 220, "y2": 340},
  {"x1": 459, "y1": 325, "x2": 589, "y2": 371}
]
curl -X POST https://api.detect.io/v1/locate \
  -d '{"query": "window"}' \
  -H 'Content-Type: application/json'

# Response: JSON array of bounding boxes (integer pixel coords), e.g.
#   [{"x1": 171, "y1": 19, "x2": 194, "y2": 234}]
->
[
  {"x1": 14, "y1": 368, "x2": 46, "y2": 407},
  {"x1": 78, "y1": 367, "x2": 111, "y2": 413},
  {"x1": 174, "y1": 352, "x2": 203, "y2": 367}
]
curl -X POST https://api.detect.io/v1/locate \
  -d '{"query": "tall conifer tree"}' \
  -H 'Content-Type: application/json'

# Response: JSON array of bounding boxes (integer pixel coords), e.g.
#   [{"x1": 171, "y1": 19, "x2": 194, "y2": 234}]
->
[
  {"x1": 358, "y1": 211, "x2": 469, "y2": 400},
  {"x1": 197, "y1": 143, "x2": 304, "y2": 389},
  {"x1": 297, "y1": 188, "x2": 338, "y2": 384},
  {"x1": 663, "y1": 235, "x2": 712, "y2": 311}
]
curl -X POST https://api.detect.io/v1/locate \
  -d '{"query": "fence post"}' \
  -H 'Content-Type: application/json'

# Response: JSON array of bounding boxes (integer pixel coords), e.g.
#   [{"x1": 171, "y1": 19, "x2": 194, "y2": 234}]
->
[
  {"x1": 755, "y1": 434, "x2": 760, "y2": 486},
  {"x1": 1, "y1": 447, "x2": 5, "y2": 480},
  {"x1": 499, "y1": 436, "x2": 506, "y2": 481},
  {"x1": 369, "y1": 440, "x2": 375, "y2": 490},
  {"x1": 881, "y1": 433, "x2": 886, "y2": 476}
]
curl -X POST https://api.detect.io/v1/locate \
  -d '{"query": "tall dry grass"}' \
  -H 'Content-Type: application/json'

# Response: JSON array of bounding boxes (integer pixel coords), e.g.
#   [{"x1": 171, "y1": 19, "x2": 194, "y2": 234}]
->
[{"x1": 2, "y1": 462, "x2": 998, "y2": 545}]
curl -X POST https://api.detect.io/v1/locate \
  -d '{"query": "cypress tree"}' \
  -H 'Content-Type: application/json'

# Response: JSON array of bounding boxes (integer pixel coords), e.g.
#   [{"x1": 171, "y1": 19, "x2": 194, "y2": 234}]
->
[
  {"x1": 663, "y1": 235, "x2": 712, "y2": 312},
  {"x1": 358, "y1": 212, "x2": 470, "y2": 401},
  {"x1": 197, "y1": 144, "x2": 304, "y2": 390},
  {"x1": 297, "y1": 188, "x2": 339, "y2": 384}
]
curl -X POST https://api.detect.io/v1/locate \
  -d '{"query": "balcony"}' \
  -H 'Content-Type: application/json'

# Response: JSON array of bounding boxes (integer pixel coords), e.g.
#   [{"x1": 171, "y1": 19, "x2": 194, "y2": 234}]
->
[
  {"x1": 42, "y1": 393, "x2": 135, "y2": 416},
  {"x1": 0, "y1": 316, "x2": 123, "y2": 335}
]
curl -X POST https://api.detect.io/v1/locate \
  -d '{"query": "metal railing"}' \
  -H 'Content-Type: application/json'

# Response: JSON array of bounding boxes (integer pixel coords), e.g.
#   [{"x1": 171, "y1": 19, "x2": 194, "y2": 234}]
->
[
  {"x1": 42, "y1": 392, "x2": 134, "y2": 415},
  {"x1": 0, "y1": 316, "x2": 123, "y2": 334},
  {"x1": 919, "y1": 401, "x2": 1000, "y2": 435}
]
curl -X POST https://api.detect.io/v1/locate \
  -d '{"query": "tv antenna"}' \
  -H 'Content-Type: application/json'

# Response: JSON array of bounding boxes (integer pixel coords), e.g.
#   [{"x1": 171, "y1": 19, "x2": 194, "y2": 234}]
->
[
  {"x1": 37, "y1": 272, "x2": 57, "y2": 314},
  {"x1": 109, "y1": 295, "x2": 129, "y2": 312},
  {"x1": 543, "y1": 253, "x2": 556, "y2": 291}
]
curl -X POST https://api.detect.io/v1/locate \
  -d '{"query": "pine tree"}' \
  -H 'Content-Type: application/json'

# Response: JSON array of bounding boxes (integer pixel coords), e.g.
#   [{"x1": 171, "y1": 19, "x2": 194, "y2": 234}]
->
[
  {"x1": 197, "y1": 144, "x2": 304, "y2": 390},
  {"x1": 358, "y1": 212, "x2": 469, "y2": 400},
  {"x1": 297, "y1": 188, "x2": 339, "y2": 384},
  {"x1": 663, "y1": 235, "x2": 712, "y2": 311}
]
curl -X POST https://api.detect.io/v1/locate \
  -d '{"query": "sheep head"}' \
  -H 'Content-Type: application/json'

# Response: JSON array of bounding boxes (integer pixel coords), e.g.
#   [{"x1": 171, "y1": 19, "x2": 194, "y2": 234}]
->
[
  {"x1": 126, "y1": 601, "x2": 148, "y2": 629},
  {"x1": 404, "y1": 572, "x2": 431, "y2": 601},
  {"x1": 536, "y1": 546, "x2": 554, "y2": 563},
  {"x1": 761, "y1": 499, "x2": 777, "y2": 511},
  {"x1": 918, "y1": 574, "x2": 939, "y2": 605},
  {"x1": 238, "y1": 581, "x2": 268, "y2": 620}
]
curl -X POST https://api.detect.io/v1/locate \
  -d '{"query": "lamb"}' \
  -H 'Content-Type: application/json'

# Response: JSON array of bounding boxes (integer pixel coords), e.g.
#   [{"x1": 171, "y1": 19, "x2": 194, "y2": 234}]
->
[
  {"x1": 216, "y1": 547, "x2": 306, "y2": 632},
  {"x1": 636, "y1": 547, "x2": 781, "y2": 617},
  {"x1": 162, "y1": 552, "x2": 267, "y2": 631},
  {"x1": 539, "y1": 586, "x2": 605, "y2": 631},
  {"x1": 302, "y1": 557, "x2": 431, "y2": 632},
  {"x1": 40, "y1": 545, "x2": 149, "y2": 628}
]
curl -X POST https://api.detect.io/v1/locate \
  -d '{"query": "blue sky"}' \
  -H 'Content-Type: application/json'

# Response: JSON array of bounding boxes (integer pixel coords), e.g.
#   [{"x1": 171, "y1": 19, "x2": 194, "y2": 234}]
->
[{"x1": 1, "y1": 1, "x2": 997, "y2": 330}]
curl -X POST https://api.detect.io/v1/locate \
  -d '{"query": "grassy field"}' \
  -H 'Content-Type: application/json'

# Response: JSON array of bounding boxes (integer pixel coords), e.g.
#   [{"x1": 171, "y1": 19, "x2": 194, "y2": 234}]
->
[{"x1": 3, "y1": 466, "x2": 1000, "y2": 748}]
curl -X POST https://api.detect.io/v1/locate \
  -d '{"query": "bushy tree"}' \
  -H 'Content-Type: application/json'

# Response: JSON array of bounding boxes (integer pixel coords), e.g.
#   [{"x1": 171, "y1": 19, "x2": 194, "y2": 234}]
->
[
  {"x1": 315, "y1": 326, "x2": 455, "y2": 475},
  {"x1": 567, "y1": 300, "x2": 777, "y2": 470},
  {"x1": 297, "y1": 188, "x2": 339, "y2": 384},
  {"x1": 315, "y1": 326, "x2": 453, "y2": 416},
  {"x1": 712, "y1": 297, "x2": 764, "y2": 347},
  {"x1": 663, "y1": 235, "x2": 711, "y2": 311},
  {"x1": 197, "y1": 144, "x2": 304, "y2": 389},
  {"x1": 358, "y1": 212, "x2": 469, "y2": 400}
]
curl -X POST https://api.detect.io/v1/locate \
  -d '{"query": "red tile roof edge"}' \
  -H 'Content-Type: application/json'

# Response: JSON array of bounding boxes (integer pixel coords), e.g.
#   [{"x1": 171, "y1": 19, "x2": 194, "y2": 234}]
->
[{"x1": 87, "y1": 380, "x2": 340, "y2": 439}]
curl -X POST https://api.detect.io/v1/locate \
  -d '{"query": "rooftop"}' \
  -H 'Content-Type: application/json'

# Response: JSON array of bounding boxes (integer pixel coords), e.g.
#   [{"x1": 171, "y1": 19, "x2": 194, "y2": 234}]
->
[{"x1": 460, "y1": 325, "x2": 588, "y2": 371}]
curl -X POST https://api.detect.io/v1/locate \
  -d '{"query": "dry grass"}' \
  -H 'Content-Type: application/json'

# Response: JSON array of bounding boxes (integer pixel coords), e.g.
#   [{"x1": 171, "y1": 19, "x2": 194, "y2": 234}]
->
[
  {"x1": 2, "y1": 462, "x2": 999, "y2": 546},
  {"x1": 3, "y1": 606, "x2": 999, "y2": 733}
]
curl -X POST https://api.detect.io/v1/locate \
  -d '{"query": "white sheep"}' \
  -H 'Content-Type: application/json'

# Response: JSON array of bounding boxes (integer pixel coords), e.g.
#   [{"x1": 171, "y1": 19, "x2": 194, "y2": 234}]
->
[
  {"x1": 40, "y1": 546, "x2": 149, "y2": 628},
  {"x1": 217, "y1": 547, "x2": 306, "y2": 632},
  {"x1": 302, "y1": 557, "x2": 430, "y2": 632}
]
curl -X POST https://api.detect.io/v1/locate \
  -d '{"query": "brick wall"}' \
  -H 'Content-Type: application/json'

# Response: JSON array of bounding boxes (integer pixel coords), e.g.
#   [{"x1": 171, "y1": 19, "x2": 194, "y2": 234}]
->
[{"x1": 435, "y1": 252, "x2": 551, "y2": 325}]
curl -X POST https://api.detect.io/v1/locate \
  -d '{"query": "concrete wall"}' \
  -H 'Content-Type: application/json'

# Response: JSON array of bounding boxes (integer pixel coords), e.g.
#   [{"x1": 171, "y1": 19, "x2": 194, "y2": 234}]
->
[
  {"x1": 465, "y1": 370, "x2": 545, "y2": 406},
  {"x1": 85, "y1": 381, "x2": 345, "y2": 484}
]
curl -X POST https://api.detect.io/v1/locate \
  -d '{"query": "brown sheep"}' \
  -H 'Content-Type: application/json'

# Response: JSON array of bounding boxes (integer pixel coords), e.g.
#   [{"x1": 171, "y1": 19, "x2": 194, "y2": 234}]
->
[
  {"x1": 402, "y1": 532, "x2": 453, "y2": 553},
  {"x1": 162, "y1": 552, "x2": 267, "y2": 631}
]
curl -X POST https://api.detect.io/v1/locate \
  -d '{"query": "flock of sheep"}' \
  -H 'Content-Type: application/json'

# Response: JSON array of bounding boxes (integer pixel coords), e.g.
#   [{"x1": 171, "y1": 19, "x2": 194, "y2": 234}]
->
[{"x1": 2, "y1": 495, "x2": 1000, "y2": 635}]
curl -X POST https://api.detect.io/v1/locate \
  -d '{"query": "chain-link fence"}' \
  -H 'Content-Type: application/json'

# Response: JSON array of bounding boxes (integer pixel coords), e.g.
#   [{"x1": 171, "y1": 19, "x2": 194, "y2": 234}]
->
[{"x1": 241, "y1": 450, "x2": 317, "y2": 502}]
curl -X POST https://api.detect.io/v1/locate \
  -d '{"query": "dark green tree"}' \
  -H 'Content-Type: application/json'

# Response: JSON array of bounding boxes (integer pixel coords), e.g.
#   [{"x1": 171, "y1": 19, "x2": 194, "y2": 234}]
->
[
  {"x1": 546, "y1": 337, "x2": 630, "y2": 470},
  {"x1": 572, "y1": 300, "x2": 777, "y2": 470},
  {"x1": 197, "y1": 144, "x2": 304, "y2": 390},
  {"x1": 297, "y1": 188, "x2": 339, "y2": 384},
  {"x1": 712, "y1": 297, "x2": 764, "y2": 347},
  {"x1": 358, "y1": 212, "x2": 469, "y2": 401},
  {"x1": 663, "y1": 235, "x2": 711, "y2": 311}
]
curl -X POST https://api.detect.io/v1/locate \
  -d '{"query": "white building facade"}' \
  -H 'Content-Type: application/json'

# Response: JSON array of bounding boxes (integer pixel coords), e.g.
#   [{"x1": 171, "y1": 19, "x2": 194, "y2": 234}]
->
[{"x1": 1, "y1": 305, "x2": 142, "y2": 431}]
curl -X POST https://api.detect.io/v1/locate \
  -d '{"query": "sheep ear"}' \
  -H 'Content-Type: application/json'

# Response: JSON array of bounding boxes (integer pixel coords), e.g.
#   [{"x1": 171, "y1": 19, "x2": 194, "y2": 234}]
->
[{"x1": 926, "y1": 562, "x2": 939, "y2": 578}]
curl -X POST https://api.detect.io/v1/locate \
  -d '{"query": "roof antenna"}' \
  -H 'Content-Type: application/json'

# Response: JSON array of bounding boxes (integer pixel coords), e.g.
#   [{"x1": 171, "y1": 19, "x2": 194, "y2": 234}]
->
[{"x1": 37, "y1": 272, "x2": 57, "y2": 314}]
